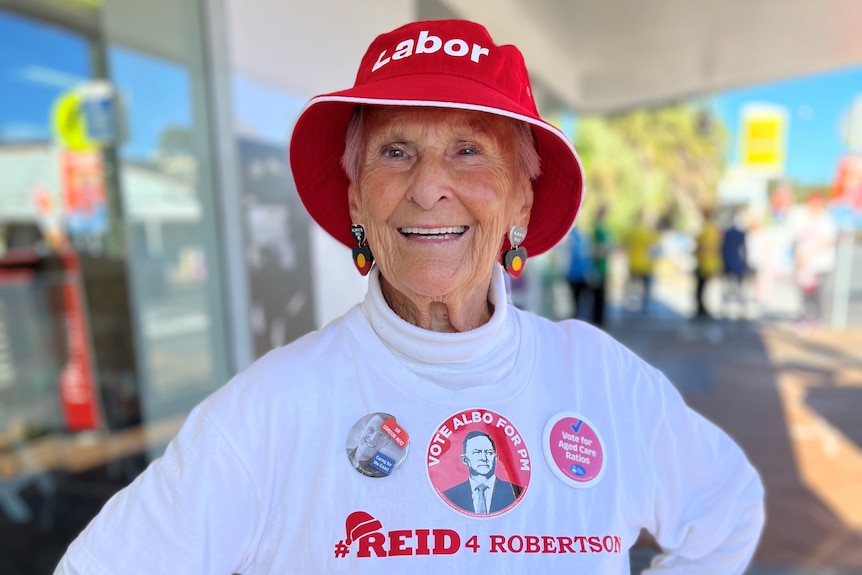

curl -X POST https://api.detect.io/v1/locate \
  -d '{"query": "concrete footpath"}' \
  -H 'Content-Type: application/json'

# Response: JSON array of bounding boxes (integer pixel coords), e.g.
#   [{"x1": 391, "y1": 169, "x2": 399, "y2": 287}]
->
[{"x1": 606, "y1": 303, "x2": 862, "y2": 573}]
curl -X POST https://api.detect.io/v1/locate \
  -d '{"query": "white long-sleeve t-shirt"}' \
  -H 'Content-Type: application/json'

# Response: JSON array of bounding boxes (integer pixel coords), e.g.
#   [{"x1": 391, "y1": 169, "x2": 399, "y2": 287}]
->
[{"x1": 56, "y1": 267, "x2": 764, "y2": 574}]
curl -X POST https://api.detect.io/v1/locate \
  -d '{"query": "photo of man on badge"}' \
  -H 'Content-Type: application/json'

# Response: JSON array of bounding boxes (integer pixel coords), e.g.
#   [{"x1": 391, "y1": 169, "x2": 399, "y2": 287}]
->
[
  {"x1": 347, "y1": 413, "x2": 395, "y2": 478},
  {"x1": 444, "y1": 431, "x2": 523, "y2": 515}
]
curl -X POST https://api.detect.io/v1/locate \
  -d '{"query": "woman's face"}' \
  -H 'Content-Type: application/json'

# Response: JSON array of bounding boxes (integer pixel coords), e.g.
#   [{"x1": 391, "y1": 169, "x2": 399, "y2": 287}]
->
[{"x1": 348, "y1": 107, "x2": 533, "y2": 305}]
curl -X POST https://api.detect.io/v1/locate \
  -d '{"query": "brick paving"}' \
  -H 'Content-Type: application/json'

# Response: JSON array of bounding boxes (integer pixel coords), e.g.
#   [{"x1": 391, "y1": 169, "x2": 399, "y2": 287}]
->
[{"x1": 610, "y1": 316, "x2": 862, "y2": 575}]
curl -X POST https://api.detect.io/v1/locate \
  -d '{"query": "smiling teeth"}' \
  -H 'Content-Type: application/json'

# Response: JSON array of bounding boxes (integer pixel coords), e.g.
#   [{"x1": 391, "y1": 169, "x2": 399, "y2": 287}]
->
[{"x1": 400, "y1": 226, "x2": 467, "y2": 235}]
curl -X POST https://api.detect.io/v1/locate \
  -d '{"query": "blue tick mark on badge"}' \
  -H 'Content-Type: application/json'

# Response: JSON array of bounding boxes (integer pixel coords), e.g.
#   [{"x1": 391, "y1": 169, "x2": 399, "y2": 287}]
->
[{"x1": 544, "y1": 412, "x2": 607, "y2": 489}]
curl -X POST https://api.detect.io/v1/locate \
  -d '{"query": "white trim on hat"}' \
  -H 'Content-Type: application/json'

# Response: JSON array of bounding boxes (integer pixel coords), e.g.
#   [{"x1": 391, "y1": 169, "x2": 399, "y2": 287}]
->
[{"x1": 298, "y1": 95, "x2": 586, "y2": 221}]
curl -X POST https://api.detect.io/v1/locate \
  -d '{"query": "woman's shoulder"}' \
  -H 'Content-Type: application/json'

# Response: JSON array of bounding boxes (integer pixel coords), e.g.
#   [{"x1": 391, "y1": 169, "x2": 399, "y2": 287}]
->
[
  {"x1": 519, "y1": 308, "x2": 616, "y2": 345},
  {"x1": 516, "y1": 308, "x2": 664, "y2": 381},
  {"x1": 202, "y1": 309, "x2": 362, "y2": 409},
  {"x1": 515, "y1": 310, "x2": 605, "y2": 359},
  {"x1": 244, "y1": 311, "x2": 358, "y2": 380},
  {"x1": 198, "y1": 311, "x2": 361, "y2": 425}
]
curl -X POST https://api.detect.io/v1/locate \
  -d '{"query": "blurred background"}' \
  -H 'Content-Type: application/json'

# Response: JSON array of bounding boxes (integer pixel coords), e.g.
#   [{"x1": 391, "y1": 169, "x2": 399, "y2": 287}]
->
[{"x1": 0, "y1": 0, "x2": 860, "y2": 573}]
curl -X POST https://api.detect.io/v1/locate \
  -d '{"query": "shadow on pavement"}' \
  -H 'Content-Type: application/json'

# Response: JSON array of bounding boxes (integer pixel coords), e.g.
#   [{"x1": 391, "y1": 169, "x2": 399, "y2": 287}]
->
[{"x1": 606, "y1": 309, "x2": 862, "y2": 575}]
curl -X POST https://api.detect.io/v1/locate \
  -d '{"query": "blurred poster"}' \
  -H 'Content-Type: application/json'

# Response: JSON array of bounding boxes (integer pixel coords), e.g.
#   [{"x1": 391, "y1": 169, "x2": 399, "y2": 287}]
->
[
  {"x1": 239, "y1": 138, "x2": 315, "y2": 357},
  {"x1": 832, "y1": 155, "x2": 862, "y2": 211},
  {"x1": 61, "y1": 150, "x2": 108, "y2": 236},
  {"x1": 831, "y1": 154, "x2": 862, "y2": 229}
]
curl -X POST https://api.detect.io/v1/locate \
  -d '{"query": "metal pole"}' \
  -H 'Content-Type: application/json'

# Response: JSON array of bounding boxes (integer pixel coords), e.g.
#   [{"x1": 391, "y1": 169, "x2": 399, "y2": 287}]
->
[{"x1": 830, "y1": 229, "x2": 854, "y2": 328}]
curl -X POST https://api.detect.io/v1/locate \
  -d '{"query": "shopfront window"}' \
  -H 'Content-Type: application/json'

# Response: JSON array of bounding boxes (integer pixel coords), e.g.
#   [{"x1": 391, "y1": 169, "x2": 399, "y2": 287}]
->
[{"x1": 0, "y1": 2, "x2": 230, "y2": 571}]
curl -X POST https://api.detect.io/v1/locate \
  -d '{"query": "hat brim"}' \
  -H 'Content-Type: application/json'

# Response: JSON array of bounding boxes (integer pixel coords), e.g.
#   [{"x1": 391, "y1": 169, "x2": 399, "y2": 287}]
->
[{"x1": 289, "y1": 73, "x2": 584, "y2": 258}]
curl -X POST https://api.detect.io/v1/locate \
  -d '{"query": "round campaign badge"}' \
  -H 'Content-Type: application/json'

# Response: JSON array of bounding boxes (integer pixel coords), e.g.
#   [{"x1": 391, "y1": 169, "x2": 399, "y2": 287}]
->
[
  {"x1": 426, "y1": 408, "x2": 530, "y2": 518},
  {"x1": 542, "y1": 412, "x2": 606, "y2": 489},
  {"x1": 345, "y1": 412, "x2": 409, "y2": 478}
]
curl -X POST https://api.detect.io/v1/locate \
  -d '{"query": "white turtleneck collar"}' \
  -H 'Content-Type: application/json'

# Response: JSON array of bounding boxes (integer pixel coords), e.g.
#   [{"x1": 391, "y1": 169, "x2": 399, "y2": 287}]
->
[{"x1": 357, "y1": 266, "x2": 524, "y2": 392}]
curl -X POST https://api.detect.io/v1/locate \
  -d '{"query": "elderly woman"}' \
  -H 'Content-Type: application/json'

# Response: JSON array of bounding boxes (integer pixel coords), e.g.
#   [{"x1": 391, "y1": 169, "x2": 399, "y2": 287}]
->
[{"x1": 56, "y1": 20, "x2": 763, "y2": 574}]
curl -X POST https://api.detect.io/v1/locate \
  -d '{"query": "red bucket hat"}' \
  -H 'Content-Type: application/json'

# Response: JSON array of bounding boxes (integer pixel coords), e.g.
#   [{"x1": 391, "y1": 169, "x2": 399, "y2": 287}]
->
[{"x1": 289, "y1": 19, "x2": 584, "y2": 258}]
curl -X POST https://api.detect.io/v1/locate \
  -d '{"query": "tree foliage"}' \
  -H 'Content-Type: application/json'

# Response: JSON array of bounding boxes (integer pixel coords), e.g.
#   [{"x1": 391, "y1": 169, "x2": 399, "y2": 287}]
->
[{"x1": 574, "y1": 103, "x2": 729, "y2": 234}]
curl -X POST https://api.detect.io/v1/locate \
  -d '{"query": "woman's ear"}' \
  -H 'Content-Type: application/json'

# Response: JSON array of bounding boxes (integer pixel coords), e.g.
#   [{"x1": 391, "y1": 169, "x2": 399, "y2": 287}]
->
[
  {"x1": 347, "y1": 181, "x2": 362, "y2": 223},
  {"x1": 518, "y1": 180, "x2": 534, "y2": 229}
]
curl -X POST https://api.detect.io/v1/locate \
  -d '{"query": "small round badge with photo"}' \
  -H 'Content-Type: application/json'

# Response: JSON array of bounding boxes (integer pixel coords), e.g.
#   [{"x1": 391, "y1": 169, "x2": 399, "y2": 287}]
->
[{"x1": 346, "y1": 412, "x2": 409, "y2": 478}]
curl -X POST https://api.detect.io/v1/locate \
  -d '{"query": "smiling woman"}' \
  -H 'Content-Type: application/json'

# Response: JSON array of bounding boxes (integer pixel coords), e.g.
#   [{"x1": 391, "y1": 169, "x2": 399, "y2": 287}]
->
[
  {"x1": 55, "y1": 19, "x2": 764, "y2": 575},
  {"x1": 347, "y1": 107, "x2": 535, "y2": 332}
]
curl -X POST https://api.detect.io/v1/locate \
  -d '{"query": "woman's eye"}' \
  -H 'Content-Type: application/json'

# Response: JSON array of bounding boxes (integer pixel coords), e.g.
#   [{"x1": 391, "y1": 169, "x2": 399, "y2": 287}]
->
[
  {"x1": 457, "y1": 145, "x2": 480, "y2": 156},
  {"x1": 381, "y1": 146, "x2": 405, "y2": 159}
]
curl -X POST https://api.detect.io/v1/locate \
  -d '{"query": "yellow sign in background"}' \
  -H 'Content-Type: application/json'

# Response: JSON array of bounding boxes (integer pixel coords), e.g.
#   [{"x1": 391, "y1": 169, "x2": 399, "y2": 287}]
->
[
  {"x1": 740, "y1": 104, "x2": 788, "y2": 173},
  {"x1": 52, "y1": 89, "x2": 96, "y2": 151}
]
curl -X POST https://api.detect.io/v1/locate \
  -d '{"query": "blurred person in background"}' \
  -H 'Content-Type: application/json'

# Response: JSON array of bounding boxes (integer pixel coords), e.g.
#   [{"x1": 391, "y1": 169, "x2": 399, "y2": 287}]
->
[
  {"x1": 721, "y1": 208, "x2": 749, "y2": 318},
  {"x1": 747, "y1": 213, "x2": 792, "y2": 311},
  {"x1": 54, "y1": 19, "x2": 763, "y2": 574},
  {"x1": 693, "y1": 207, "x2": 722, "y2": 319},
  {"x1": 589, "y1": 204, "x2": 612, "y2": 327},
  {"x1": 623, "y1": 208, "x2": 660, "y2": 315},
  {"x1": 564, "y1": 225, "x2": 596, "y2": 321},
  {"x1": 792, "y1": 193, "x2": 838, "y2": 326}
]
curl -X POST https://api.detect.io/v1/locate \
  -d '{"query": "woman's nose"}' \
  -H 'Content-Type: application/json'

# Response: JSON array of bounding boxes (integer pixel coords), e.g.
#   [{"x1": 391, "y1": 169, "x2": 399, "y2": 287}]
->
[{"x1": 406, "y1": 155, "x2": 453, "y2": 209}]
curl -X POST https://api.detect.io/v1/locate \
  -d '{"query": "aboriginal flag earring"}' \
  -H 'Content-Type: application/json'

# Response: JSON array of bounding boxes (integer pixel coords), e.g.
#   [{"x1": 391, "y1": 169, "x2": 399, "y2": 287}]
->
[
  {"x1": 503, "y1": 225, "x2": 528, "y2": 278},
  {"x1": 351, "y1": 224, "x2": 374, "y2": 276}
]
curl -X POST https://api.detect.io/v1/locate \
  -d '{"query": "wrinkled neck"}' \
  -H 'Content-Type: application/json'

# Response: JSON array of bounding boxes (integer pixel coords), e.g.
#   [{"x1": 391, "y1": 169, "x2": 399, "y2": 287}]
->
[{"x1": 379, "y1": 274, "x2": 494, "y2": 333}]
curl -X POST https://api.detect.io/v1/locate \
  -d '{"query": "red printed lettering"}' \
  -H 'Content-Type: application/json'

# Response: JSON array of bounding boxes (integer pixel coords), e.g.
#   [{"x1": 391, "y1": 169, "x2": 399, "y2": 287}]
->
[
  {"x1": 352, "y1": 527, "x2": 463, "y2": 557},
  {"x1": 573, "y1": 535, "x2": 588, "y2": 553},
  {"x1": 388, "y1": 530, "x2": 412, "y2": 556},
  {"x1": 433, "y1": 529, "x2": 460, "y2": 555},
  {"x1": 556, "y1": 536, "x2": 575, "y2": 553},
  {"x1": 357, "y1": 532, "x2": 387, "y2": 558},
  {"x1": 344, "y1": 518, "x2": 624, "y2": 559},
  {"x1": 481, "y1": 533, "x2": 622, "y2": 555},
  {"x1": 415, "y1": 529, "x2": 431, "y2": 555},
  {"x1": 542, "y1": 535, "x2": 557, "y2": 553}
]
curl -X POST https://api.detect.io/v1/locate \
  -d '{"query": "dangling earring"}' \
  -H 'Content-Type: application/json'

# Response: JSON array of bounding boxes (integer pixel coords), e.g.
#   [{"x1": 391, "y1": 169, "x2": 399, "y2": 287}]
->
[
  {"x1": 503, "y1": 225, "x2": 527, "y2": 278},
  {"x1": 351, "y1": 224, "x2": 374, "y2": 276}
]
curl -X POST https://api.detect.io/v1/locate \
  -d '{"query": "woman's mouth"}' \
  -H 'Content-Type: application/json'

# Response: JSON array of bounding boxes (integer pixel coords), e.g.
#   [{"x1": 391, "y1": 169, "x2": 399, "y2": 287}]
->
[{"x1": 399, "y1": 226, "x2": 467, "y2": 240}]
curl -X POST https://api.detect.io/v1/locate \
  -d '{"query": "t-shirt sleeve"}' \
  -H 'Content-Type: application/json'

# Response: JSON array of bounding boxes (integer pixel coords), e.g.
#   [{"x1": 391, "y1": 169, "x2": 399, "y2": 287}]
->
[
  {"x1": 641, "y1": 367, "x2": 765, "y2": 574},
  {"x1": 54, "y1": 400, "x2": 260, "y2": 575}
]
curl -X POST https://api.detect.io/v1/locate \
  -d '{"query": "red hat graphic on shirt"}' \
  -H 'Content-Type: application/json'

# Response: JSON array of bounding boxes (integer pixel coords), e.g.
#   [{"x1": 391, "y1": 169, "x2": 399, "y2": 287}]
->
[{"x1": 344, "y1": 511, "x2": 383, "y2": 545}]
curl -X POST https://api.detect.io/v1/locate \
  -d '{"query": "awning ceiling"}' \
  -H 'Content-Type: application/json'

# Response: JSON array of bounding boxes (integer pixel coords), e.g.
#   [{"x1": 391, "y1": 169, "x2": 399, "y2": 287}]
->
[{"x1": 439, "y1": 0, "x2": 862, "y2": 113}]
